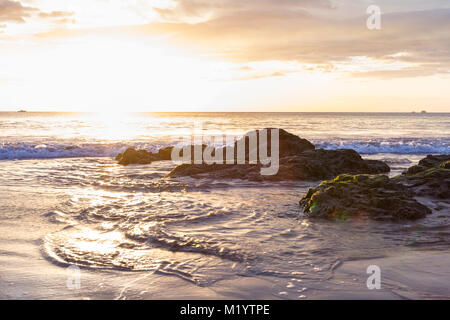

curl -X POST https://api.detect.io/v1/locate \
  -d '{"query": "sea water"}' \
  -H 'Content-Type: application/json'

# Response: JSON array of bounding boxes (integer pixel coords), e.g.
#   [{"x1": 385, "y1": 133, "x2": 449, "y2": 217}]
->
[{"x1": 0, "y1": 112, "x2": 449, "y2": 299}]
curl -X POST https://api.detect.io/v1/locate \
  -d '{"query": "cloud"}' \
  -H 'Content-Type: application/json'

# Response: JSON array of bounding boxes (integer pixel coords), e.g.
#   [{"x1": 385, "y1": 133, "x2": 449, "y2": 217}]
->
[
  {"x1": 236, "y1": 66, "x2": 253, "y2": 71},
  {"x1": 38, "y1": 10, "x2": 76, "y2": 24},
  {"x1": 154, "y1": 0, "x2": 333, "y2": 22},
  {"x1": 30, "y1": 1, "x2": 450, "y2": 78},
  {"x1": 38, "y1": 11, "x2": 73, "y2": 19},
  {"x1": 146, "y1": 5, "x2": 450, "y2": 78},
  {"x1": 233, "y1": 72, "x2": 285, "y2": 81},
  {"x1": 0, "y1": 0, "x2": 74, "y2": 25},
  {"x1": 0, "y1": 0, "x2": 37, "y2": 23}
]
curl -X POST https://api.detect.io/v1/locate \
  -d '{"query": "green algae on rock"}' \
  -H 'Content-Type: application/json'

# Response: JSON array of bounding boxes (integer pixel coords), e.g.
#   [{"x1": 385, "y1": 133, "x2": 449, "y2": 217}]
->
[
  {"x1": 395, "y1": 154, "x2": 450, "y2": 199},
  {"x1": 300, "y1": 174, "x2": 432, "y2": 221}
]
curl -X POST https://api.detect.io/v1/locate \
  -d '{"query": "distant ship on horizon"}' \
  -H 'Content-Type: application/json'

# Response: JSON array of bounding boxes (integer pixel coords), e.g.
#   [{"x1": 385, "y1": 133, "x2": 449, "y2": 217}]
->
[{"x1": 17, "y1": 109, "x2": 27, "y2": 113}]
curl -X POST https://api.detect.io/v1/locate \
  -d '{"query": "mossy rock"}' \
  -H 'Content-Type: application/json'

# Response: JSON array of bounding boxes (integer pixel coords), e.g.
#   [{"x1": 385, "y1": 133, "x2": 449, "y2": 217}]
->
[
  {"x1": 300, "y1": 174, "x2": 431, "y2": 221},
  {"x1": 440, "y1": 160, "x2": 450, "y2": 169},
  {"x1": 396, "y1": 155, "x2": 450, "y2": 199},
  {"x1": 404, "y1": 155, "x2": 450, "y2": 175}
]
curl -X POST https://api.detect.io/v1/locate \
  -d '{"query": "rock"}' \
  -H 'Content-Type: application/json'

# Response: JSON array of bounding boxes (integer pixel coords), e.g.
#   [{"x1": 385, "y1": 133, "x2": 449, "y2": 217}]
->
[
  {"x1": 116, "y1": 145, "x2": 207, "y2": 166},
  {"x1": 182, "y1": 129, "x2": 315, "y2": 164},
  {"x1": 229, "y1": 128, "x2": 315, "y2": 161},
  {"x1": 116, "y1": 148, "x2": 157, "y2": 165},
  {"x1": 117, "y1": 129, "x2": 390, "y2": 181},
  {"x1": 276, "y1": 128, "x2": 316, "y2": 155},
  {"x1": 299, "y1": 154, "x2": 449, "y2": 222},
  {"x1": 168, "y1": 132, "x2": 389, "y2": 181},
  {"x1": 156, "y1": 146, "x2": 174, "y2": 160},
  {"x1": 117, "y1": 128, "x2": 313, "y2": 167},
  {"x1": 300, "y1": 174, "x2": 432, "y2": 221},
  {"x1": 404, "y1": 155, "x2": 450, "y2": 175},
  {"x1": 396, "y1": 154, "x2": 450, "y2": 199},
  {"x1": 440, "y1": 161, "x2": 450, "y2": 169},
  {"x1": 280, "y1": 149, "x2": 390, "y2": 180}
]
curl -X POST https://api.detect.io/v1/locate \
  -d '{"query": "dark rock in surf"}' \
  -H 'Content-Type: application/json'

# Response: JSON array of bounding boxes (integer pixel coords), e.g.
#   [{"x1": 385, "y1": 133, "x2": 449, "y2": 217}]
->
[
  {"x1": 156, "y1": 146, "x2": 175, "y2": 160},
  {"x1": 117, "y1": 129, "x2": 390, "y2": 181},
  {"x1": 116, "y1": 148, "x2": 156, "y2": 165},
  {"x1": 167, "y1": 129, "x2": 389, "y2": 181},
  {"x1": 116, "y1": 146, "x2": 175, "y2": 165},
  {"x1": 300, "y1": 174, "x2": 431, "y2": 221},
  {"x1": 168, "y1": 148, "x2": 389, "y2": 181},
  {"x1": 404, "y1": 155, "x2": 450, "y2": 175},
  {"x1": 231, "y1": 128, "x2": 315, "y2": 160},
  {"x1": 116, "y1": 145, "x2": 206, "y2": 166},
  {"x1": 396, "y1": 154, "x2": 450, "y2": 199},
  {"x1": 299, "y1": 154, "x2": 449, "y2": 222}
]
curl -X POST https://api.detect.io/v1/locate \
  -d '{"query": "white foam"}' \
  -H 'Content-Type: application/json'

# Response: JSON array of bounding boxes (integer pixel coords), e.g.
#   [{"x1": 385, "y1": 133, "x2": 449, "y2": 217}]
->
[
  {"x1": 0, "y1": 142, "x2": 167, "y2": 160},
  {"x1": 313, "y1": 137, "x2": 449, "y2": 155},
  {"x1": 0, "y1": 137, "x2": 448, "y2": 161}
]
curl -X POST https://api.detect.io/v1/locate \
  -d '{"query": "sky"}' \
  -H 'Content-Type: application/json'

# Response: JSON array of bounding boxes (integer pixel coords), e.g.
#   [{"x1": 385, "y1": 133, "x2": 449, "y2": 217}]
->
[{"x1": 0, "y1": 0, "x2": 449, "y2": 112}]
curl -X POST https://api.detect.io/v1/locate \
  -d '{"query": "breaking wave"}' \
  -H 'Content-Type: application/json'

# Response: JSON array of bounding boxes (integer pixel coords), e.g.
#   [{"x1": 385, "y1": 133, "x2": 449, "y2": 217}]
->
[
  {"x1": 314, "y1": 137, "x2": 449, "y2": 155},
  {"x1": 0, "y1": 141, "x2": 169, "y2": 160},
  {"x1": 1, "y1": 136, "x2": 448, "y2": 160}
]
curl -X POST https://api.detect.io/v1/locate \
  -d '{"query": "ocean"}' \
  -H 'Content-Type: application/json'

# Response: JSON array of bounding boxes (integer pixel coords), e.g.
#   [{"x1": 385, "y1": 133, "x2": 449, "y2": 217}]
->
[
  {"x1": 0, "y1": 112, "x2": 449, "y2": 299},
  {"x1": 1, "y1": 112, "x2": 449, "y2": 160}
]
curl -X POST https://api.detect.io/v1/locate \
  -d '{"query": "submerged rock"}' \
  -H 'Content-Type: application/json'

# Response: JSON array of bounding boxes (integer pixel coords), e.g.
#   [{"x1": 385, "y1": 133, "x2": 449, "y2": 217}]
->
[
  {"x1": 396, "y1": 154, "x2": 450, "y2": 199},
  {"x1": 300, "y1": 174, "x2": 432, "y2": 221}
]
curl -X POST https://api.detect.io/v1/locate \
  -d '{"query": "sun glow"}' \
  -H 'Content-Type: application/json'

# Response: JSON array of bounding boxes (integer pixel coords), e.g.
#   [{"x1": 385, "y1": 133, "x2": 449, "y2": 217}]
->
[
  {"x1": 1, "y1": 33, "x2": 230, "y2": 112},
  {"x1": 82, "y1": 112, "x2": 146, "y2": 141},
  {"x1": 1, "y1": 0, "x2": 449, "y2": 112}
]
